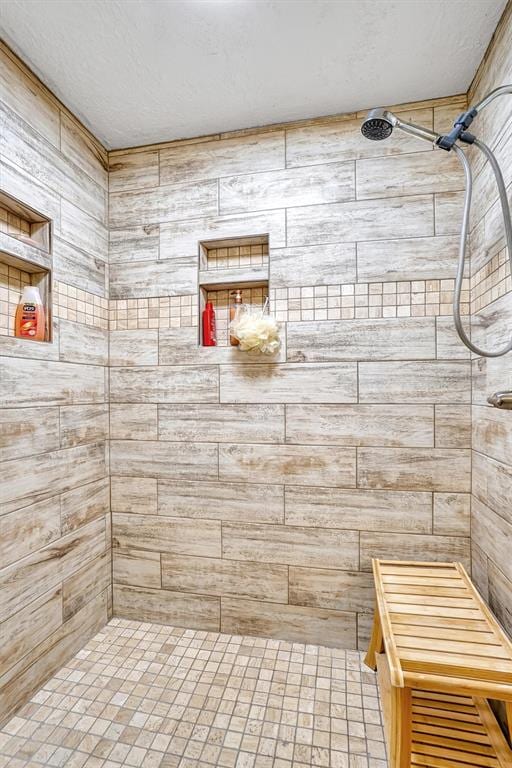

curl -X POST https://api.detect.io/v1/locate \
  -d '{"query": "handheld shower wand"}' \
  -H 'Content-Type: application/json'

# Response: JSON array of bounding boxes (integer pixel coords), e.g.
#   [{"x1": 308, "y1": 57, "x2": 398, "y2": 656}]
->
[{"x1": 361, "y1": 86, "x2": 512, "y2": 358}]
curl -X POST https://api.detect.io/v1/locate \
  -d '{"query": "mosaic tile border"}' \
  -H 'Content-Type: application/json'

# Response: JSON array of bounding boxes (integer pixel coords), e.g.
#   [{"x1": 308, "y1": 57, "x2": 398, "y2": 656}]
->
[
  {"x1": 54, "y1": 282, "x2": 109, "y2": 330},
  {"x1": 471, "y1": 248, "x2": 512, "y2": 314},
  {"x1": 109, "y1": 295, "x2": 199, "y2": 331}
]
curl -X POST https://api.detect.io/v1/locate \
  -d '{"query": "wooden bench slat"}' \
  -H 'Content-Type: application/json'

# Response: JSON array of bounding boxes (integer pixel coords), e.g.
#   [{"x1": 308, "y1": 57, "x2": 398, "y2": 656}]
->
[{"x1": 397, "y1": 636, "x2": 511, "y2": 658}]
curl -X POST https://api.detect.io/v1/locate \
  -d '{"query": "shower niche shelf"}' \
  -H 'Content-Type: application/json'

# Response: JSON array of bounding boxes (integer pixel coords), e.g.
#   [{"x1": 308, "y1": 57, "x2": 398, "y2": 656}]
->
[
  {"x1": 198, "y1": 234, "x2": 269, "y2": 347},
  {"x1": 0, "y1": 190, "x2": 53, "y2": 342}
]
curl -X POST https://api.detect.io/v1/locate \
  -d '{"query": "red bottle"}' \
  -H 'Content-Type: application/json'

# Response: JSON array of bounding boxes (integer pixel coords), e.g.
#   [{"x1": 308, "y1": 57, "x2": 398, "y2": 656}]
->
[{"x1": 202, "y1": 301, "x2": 217, "y2": 346}]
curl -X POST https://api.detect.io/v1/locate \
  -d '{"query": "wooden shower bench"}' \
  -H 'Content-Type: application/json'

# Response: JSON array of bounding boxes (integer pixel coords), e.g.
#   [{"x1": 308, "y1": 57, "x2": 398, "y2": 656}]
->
[{"x1": 365, "y1": 559, "x2": 512, "y2": 768}]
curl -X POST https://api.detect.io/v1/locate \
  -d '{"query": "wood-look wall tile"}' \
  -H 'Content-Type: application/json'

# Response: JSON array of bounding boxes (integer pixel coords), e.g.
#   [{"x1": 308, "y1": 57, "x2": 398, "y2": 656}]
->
[
  {"x1": 113, "y1": 549, "x2": 161, "y2": 589},
  {"x1": 472, "y1": 404, "x2": 512, "y2": 466},
  {"x1": 60, "y1": 112, "x2": 108, "y2": 189},
  {"x1": 270, "y1": 243, "x2": 356, "y2": 287},
  {"x1": 0, "y1": 497, "x2": 61, "y2": 570},
  {"x1": 285, "y1": 404, "x2": 434, "y2": 447},
  {"x1": 433, "y1": 493, "x2": 471, "y2": 536},
  {"x1": 287, "y1": 318, "x2": 435, "y2": 362},
  {"x1": 160, "y1": 132, "x2": 285, "y2": 185},
  {"x1": 158, "y1": 479, "x2": 283, "y2": 523},
  {"x1": 60, "y1": 199, "x2": 108, "y2": 259},
  {"x1": 472, "y1": 450, "x2": 512, "y2": 525},
  {"x1": 1, "y1": 357, "x2": 105, "y2": 407},
  {"x1": 111, "y1": 476, "x2": 157, "y2": 514},
  {"x1": 357, "y1": 447, "x2": 471, "y2": 492},
  {"x1": 357, "y1": 235, "x2": 458, "y2": 282},
  {"x1": 285, "y1": 108, "x2": 434, "y2": 167},
  {"x1": 221, "y1": 599, "x2": 357, "y2": 649},
  {"x1": 60, "y1": 477, "x2": 109, "y2": 534},
  {"x1": 286, "y1": 195, "x2": 434, "y2": 246},
  {"x1": 289, "y1": 568, "x2": 374, "y2": 613},
  {"x1": 109, "y1": 256, "x2": 197, "y2": 299},
  {"x1": 284, "y1": 486, "x2": 432, "y2": 533},
  {"x1": 113, "y1": 585, "x2": 220, "y2": 631},
  {"x1": 0, "y1": 587, "x2": 62, "y2": 675},
  {"x1": 222, "y1": 522, "x2": 359, "y2": 569},
  {"x1": 0, "y1": 517, "x2": 106, "y2": 623},
  {"x1": 158, "y1": 403, "x2": 284, "y2": 443},
  {"x1": 471, "y1": 497, "x2": 512, "y2": 583},
  {"x1": 2, "y1": 443, "x2": 107, "y2": 512},
  {"x1": 219, "y1": 443, "x2": 356, "y2": 487},
  {"x1": 0, "y1": 406, "x2": 59, "y2": 461},
  {"x1": 159, "y1": 210, "x2": 286, "y2": 259},
  {"x1": 434, "y1": 405, "x2": 471, "y2": 448},
  {"x1": 113, "y1": 512, "x2": 221, "y2": 557},
  {"x1": 108, "y1": 150, "x2": 159, "y2": 193},
  {"x1": 109, "y1": 180, "x2": 218, "y2": 228},
  {"x1": 62, "y1": 550, "x2": 110, "y2": 621},
  {"x1": 53, "y1": 238, "x2": 107, "y2": 297},
  {"x1": 356, "y1": 150, "x2": 463, "y2": 199},
  {"x1": 357, "y1": 612, "x2": 374, "y2": 651},
  {"x1": 60, "y1": 404, "x2": 109, "y2": 447},
  {"x1": 220, "y1": 363, "x2": 357, "y2": 404},
  {"x1": 0, "y1": 157, "x2": 61, "y2": 228},
  {"x1": 360, "y1": 531, "x2": 470, "y2": 571},
  {"x1": 358, "y1": 361, "x2": 471, "y2": 403},
  {"x1": 472, "y1": 356, "x2": 512, "y2": 406},
  {"x1": 110, "y1": 365, "x2": 218, "y2": 403},
  {"x1": 109, "y1": 224, "x2": 160, "y2": 263},
  {"x1": 488, "y1": 561, "x2": 512, "y2": 638},
  {"x1": 110, "y1": 440, "x2": 218, "y2": 480},
  {"x1": 110, "y1": 403, "x2": 158, "y2": 440},
  {"x1": 471, "y1": 541, "x2": 489, "y2": 601},
  {"x1": 434, "y1": 191, "x2": 465, "y2": 235},
  {"x1": 109, "y1": 330, "x2": 159, "y2": 367},
  {"x1": 159, "y1": 327, "x2": 286, "y2": 366},
  {"x1": 220, "y1": 161, "x2": 355, "y2": 215},
  {"x1": 161, "y1": 554, "x2": 288, "y2": 603},
  {"x1": 435, "y1": 317, "x2": 471, "y2": 360},
  {"x1": 58, "y1": 320, "x2": 108, "y2": 366}
]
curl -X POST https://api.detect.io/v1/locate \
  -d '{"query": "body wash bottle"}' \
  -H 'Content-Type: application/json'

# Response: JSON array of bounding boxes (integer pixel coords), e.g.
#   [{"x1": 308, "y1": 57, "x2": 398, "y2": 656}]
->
[
  {"x1": 202, "y1": 300, "x2": 217, "y2": 346},
  {"x1": 15, "y1": 285, "x2": 45, "y2": 341}
]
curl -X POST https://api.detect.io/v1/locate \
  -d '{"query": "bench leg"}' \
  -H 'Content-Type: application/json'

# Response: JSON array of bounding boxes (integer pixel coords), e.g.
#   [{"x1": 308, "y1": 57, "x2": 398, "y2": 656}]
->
[
  {"x1": 364, "y1": 604, "x2": 384, "y2": 670},
  {"x1": 390, "y1": 686, "x2": 412, "y2": 768}
]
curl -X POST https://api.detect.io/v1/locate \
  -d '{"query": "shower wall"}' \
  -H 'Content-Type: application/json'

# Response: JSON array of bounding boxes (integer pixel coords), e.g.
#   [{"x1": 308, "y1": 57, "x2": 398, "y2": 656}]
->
[
  {"x1": 108, "y1": 94, "x2": 471, "y2": 648},
  {"x1": 468, "y1": 2, "x2": 512, "y2": 635},
  {"x1": 0, "y1": 43, "x2": 110, "y2": 724}
]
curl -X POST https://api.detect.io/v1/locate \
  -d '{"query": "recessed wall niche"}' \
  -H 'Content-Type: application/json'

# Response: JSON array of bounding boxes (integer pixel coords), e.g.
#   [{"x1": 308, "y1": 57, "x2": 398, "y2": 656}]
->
[
  {"x1": 198, "y1": 235, "x2": 269, "y2": 346},
  {"x1": 0, "y1": 190, "x2": 52, "y2": 341}
]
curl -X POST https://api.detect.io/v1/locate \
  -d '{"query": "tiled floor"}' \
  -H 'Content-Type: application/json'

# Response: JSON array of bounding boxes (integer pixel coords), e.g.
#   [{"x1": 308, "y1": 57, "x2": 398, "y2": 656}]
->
[{"x1": 0, "y1": 619, "x2": 387, "y2": 768}]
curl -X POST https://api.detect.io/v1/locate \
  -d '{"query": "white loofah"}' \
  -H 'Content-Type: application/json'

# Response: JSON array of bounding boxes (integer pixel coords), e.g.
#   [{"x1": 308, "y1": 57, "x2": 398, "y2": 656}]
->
[{"x1": 230, "y1": 302, "x2": 281, "y2": 355}]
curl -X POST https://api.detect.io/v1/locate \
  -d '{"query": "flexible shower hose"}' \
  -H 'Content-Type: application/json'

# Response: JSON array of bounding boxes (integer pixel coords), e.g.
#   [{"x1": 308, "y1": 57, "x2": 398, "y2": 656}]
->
[{"x1": 452, "y1": 140, "x2": 512, "y2": 357}]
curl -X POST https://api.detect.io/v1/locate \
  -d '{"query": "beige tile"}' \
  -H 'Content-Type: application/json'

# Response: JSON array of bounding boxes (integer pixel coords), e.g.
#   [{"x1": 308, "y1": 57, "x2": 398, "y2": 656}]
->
[
  {"x1": 357, "y1": 447, "x2": 471, "y2": 492},
  {"x1": 435, "y1": 316, "x2": 471, "y2": 360},
  {"x1": 434, "y1": 405, "x2": 471, "y2": 448},
  {"x1": 219, "y1": 443, "x2": 356, "y2": 487},
  {"x1": 433, "y1": 493, "x2": 471, "y2": 536},
  {"x1": 114, "y1": 585, "x2": 220, "y2": 630},
  {"x1": 112, "y1": 512, "x2": 221, "y2": 557},
  {"x1": 488, "y1": 561, "x2": 512, "y2": 638},
  {"x1": 109, "y1": 330, "x2": 159, "y2": 367},
  {"x1": 111, "y1": 476, "x2": 158, "y2": 514},
  {"x1": 1, "y1": 357, "x2": 105, "y2": 407},
  {"x1": 160, "y1": 132, "x2": 285, "y2": 185},
  {"x1": 110, "y1": 403, "x2": 158, "y2": 440},
  {"x1": 357, "y1": 235, "x2": 459, "y2": 282},
  {"x1": 434, "y1": 191, "x2": 465, "y2": 235},
  {"x1": 110, "y1": 365, "x2": 218, "y2": 403},
  {"x1": 60, "y1": 477, "x2": 109, "y2": 534},
  {"x1": 220, "y1": 161, "x2": 355, "y2": 214},
  {"x1": 471, "y1": 497, "x2": 512, "y2": 583},
  {"x1": 158, "y1": 403, "x2": 284, "y2": 443},
  {"x1": 109, "y1": 256, "x2": 197, "y2": 299},
  {"x1": 53, "y1": 237, "x2": 106, "y2": 296},
  {"x1": 472, "y1": 450, "x2": 512, "y2": 526},
  {"x1": 270, "y1": 243, "x2": 356, "y2": 288},
  {"x1": 60, "y1": 112, "x2": 108, "y2": 189},
  {"x1": 113, "y1": 549, "x2": 161, "y2": 588},
  {"x1": 285, "y1": 404, "x2": 434, "y2": 447},
  {"x1": 109, "y1": 179, "x2": 217, "y2": 228},
  {"x1": 0, "y1": 406, "x2": 59, "y2": 461},
  {"x1": 159, "y1": 326, "x2": 287, "y2": 365},
  {"x1": 158, "y1": 479, "x2": 283, "y2": 523},
  {"x1": 60, "y1": 199, "x2": 108, "y2": 259},
  {"x1": 286, "y1": 195, "x2": 434, "y2": 246},
  {"x1": 0, "y1": 497, "x2": 61, "y2": 569},
  {"x1": 358, "y1": 361, "x2": 471, "y2": 403},
  {"x1": 220, "y1": 363, "x2": 357, "y2": 404},
  {"x1": 360, "y1": 531, "x2": 470, "y2": 571},
  {"x1": 62, "y1": 551, "x2": 110, "y2": 620},
  {"x1": 108, "y1": 149, "x2": 159, "y2": 192},
  {"x1": 356, "y1": 150, "x2": 463, "y2": 199},
  {"x1": 161, "y1": 554, "x2": 288, "y2": 603},
  {"x1": 60, "y1": 404, "x2": 109, "y2": 447},
  {"x1": 287, "y1": 318, "x2": 436, "y2": 362},
  {"x1": 59, "y1": 320, "x2": 108, "y2": 365},
  {"x1": 289, "y1": 568, "x2": 374, "y2": 613},
  {"x1": 472, "y1": 404, "x2": 512, "y2": 466},
  {"x1": 285, "y1": 486, "x2": 432, "y2": 533},
  {"x1": 0, "y1": 587, "x2": 62, "y2": 674},
  {"x1": 110, "y1": 439, "x2": 218, "y2": 480},
  {"x1": 222, "y1": 522, "x2": 358, "y2": 569},
  {"x1": 221, "y1": 599, "x2": 356, "y2": 648},
  {"x1": 109, "y1": 223, "x2": 160, "y2": 263}
]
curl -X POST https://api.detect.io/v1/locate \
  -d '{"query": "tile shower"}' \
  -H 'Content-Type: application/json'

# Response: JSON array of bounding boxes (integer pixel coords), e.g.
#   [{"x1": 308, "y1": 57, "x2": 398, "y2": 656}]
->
[{"x1": 0, "y1": 4, "x2": 511, "y2": 766}]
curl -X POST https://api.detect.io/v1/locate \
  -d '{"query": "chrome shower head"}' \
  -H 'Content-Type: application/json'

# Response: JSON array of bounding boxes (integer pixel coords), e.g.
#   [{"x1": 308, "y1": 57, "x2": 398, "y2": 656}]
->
[{"x1": 361, "y1": 108, "x2": 394, "y2": 141}]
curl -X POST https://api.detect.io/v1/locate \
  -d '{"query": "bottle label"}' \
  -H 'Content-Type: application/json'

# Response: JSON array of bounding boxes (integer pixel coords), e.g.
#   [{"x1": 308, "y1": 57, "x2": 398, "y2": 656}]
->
[{"x1": 19, "y1": 304, "x2": 38, "y2": 337}]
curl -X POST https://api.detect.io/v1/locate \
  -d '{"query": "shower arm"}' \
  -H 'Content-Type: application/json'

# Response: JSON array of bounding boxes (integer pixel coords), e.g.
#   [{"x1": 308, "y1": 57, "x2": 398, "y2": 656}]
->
[{"x1": 437, "y1": 84, "x2": 512, "y2": 150}]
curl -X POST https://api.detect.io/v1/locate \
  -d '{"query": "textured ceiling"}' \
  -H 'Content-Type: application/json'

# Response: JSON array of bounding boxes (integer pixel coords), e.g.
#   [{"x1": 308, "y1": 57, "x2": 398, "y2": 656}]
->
[{"x1": 0, "y1": 0, "x2": 507, "y2": 149}]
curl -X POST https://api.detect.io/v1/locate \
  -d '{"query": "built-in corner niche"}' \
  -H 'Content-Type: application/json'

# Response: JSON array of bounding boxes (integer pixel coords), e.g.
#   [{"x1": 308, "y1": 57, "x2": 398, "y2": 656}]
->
[
  {"x1": 0, "y1": 190, "x2": 52, "y2": 342},
  {"x1": 198, "y1": 234, "x2": 269, "y2": 347}
]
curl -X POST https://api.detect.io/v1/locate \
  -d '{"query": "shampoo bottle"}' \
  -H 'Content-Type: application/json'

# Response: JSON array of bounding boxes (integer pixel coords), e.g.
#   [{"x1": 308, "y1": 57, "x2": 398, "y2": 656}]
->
[
  {"x1": 202, "y1": 301, "x2": 217, "y2": 346},
  {"x1": 15, "y1": 286, "x2": 45, "y2": 341}
]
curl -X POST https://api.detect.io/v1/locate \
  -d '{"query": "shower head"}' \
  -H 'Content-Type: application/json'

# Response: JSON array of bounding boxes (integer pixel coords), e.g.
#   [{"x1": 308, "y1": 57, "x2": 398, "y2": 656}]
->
[
  {"x1": 361, "y1": 107, "x2": 440, "y2": 145},
  {"x1": 361, "y1": 108, "x2": 394, "y2": 141}
]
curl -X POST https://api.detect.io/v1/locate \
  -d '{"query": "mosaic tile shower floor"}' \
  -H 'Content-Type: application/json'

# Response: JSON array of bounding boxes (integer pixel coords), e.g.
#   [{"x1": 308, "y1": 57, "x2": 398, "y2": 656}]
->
[{"x1": 0, "y1": 619, "x2": 387, "y2": 768}]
